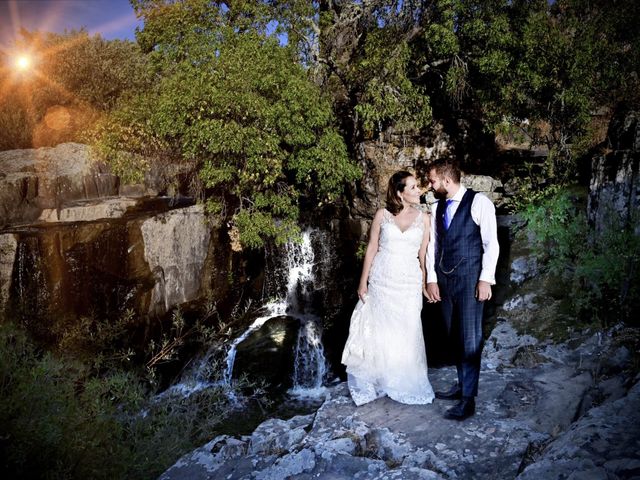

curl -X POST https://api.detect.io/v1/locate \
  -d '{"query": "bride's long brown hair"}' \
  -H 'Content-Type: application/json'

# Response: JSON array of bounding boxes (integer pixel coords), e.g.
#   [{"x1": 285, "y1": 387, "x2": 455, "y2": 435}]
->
[{"x1": 386, "y1": 171, "x2": 413, "y2": 215}]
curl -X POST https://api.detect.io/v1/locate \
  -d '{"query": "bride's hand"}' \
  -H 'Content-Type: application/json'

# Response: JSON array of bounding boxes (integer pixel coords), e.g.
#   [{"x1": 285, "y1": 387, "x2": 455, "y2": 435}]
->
[
  {"x1": 425, "y1": 283, "x2": 441, "y2": 303},
  {"x1": 357, "y1": 284, "x2": 368, "y2": 302}
]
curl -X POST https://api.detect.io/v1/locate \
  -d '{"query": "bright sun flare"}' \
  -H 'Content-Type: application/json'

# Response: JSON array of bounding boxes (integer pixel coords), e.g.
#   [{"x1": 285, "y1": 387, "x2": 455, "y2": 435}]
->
[{"x1": 15, "y1": 55, "x2": 32, "y2": 71}]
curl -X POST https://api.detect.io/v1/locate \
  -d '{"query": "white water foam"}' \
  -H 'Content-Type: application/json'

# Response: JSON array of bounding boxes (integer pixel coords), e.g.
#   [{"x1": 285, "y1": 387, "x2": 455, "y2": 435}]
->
[{"x1": 164, "y1": 230, "x2": 329, "y2": 401}]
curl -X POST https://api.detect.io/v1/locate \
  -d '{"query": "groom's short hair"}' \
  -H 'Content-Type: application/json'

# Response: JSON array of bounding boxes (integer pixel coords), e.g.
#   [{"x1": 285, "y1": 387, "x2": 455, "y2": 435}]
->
[{"x1": 429, "y1": 158, "x2": 461, "y2": 183}]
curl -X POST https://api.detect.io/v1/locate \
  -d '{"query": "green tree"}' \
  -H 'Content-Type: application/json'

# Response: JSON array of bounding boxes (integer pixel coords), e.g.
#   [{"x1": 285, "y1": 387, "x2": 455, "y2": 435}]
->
[
  {"x1": 315, "y1": 0, "x2": 436, "y2": 141},
  {"x1": 452, "y1": 0, "x2": 640, "y2": 184},
  {"x1": 252, "y1": 1, "x2": 440, "y2": 145},
  {"x1": 0, "y1": 29, "x2": 149, "y2": 150},
  {"x1": 94, "y1": 0, "x2": 360, "y2": 248}
]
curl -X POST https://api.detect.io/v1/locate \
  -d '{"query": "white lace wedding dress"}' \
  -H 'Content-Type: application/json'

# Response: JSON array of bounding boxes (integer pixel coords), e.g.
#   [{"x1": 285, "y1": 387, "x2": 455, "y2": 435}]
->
[{"x1": 342, "y1": 209, "x2": 435, "y2": 406}]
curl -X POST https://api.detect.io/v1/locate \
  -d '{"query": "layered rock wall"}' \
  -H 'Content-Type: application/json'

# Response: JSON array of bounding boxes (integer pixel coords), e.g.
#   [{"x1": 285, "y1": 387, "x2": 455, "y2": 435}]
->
[
  {"x1": 0, "y1": 204, "x2": 215, "y2": 320},
  {"x1": 0, "y1": 143, "x2": 121, "y2": 228},
  {"x1": 0, "y1": 144, "x2": 221, "y2": 321},
  {"x1": 588, "y1": 110, "x2": 640, "y2": 234}
]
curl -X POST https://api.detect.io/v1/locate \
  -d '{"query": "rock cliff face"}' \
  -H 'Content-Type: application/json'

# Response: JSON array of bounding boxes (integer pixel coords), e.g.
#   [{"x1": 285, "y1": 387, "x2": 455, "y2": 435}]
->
[
  {"x1": 351, "y1": 126, "x2": 506, "y2": 219},
  {"x1": 0, "y1": 143, "x2": 121, "y2": 228},
  {"x1": 141, "y1": 206, "x2": 212, "y2": 317},
  {"x1": 0, "y1": 139, "x2": 509, "y2": 331},
  {"x1": 0, "y1": 203, "x2": 212, "y2": 320},
  {"x1": 588, "y1": 110, "x2": 640, "y2": 234},
  {"x1": 0, "y1": 143, "x2": 224, "y2": 321},
  {"x1": 351, "y1": 128, "x2": 452, "y2": 218}
]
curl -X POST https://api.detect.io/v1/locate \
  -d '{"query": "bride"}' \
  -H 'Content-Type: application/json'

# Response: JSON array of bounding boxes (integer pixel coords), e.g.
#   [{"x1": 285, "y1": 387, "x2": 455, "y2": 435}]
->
[{"x1": 342, "y1": 171, "x2": 434, "y2": 406}]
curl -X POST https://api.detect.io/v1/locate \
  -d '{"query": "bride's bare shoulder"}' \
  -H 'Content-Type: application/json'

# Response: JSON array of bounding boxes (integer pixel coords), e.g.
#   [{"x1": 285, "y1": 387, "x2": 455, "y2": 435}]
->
[{"x1": 374, "y1": 208, "x2": 388, "y2": 220}]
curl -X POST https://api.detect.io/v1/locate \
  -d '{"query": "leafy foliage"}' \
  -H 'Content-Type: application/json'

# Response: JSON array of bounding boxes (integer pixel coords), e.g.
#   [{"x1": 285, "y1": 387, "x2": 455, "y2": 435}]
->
[
  {"x1": 521, "y1": 187, "x2": 588, "y2": 272},
  {"x1": 352, "y1": 28, "x2": 433, "y2": 136},
  {"x1": 312, "y1": 0, "x2": 438, "y2": 140},
  {"x1": 572, "y1": 213, "x2": 640, "y2": 326},
  {"x1": 94, "y1": 0, "x2": 360, "y2": 248},
  {"x1": 278, "y1": 0, "x2": 637, "y2": 186},
  {"x1": 87, "y1": 0, "x2": 640, "y2": 238},
  {"x1": 458, "y1": 0, "x2": 640, "y2": 185},
  {"x1": 0, "y1": 314, "x2": 266, "y2": 479},
  {"x1": 522, "y1": 189, "x2": 640, "y2": 325},
  {"x1": 0, "y1": 29, "x2": 149, "y2": 150}
]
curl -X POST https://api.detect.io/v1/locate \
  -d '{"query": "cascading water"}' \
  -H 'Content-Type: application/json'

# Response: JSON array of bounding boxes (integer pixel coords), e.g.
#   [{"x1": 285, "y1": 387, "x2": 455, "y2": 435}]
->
[
  {"x1": 288, "y1": 318, "x2": 327, "y2": 397},
  {"x1": 223, "y1": 230, "x2": 329, "y2": 397},
  {"x1": 12, "y1": 238, "x2": 49, "y2": 317},
  {"x1": 163, "y1": 229, "x2": 330, "y2": 400}
]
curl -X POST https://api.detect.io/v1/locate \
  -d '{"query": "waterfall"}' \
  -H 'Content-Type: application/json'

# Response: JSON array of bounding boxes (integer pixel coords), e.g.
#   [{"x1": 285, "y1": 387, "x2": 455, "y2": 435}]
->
[
  {"x1": 163, "y1": 230, "x2": 329, "y2": 400},
  {"x1": 13, "y1": 238, "x2": 49, "y2": 317},
  {"x1": 15, "y1": 242, "x2": 26, "y2": 308},
  {"x1": 221, "y1": 230, "x2": 329, "y2": 397},
  {"x1": 288, "y1": 317, "x2": 328, "y2": 397}
]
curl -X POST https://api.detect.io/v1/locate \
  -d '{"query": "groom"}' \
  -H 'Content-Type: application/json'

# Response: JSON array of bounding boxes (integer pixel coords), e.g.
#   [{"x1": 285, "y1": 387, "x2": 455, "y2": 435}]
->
[{"x1": 424, "y1": 159, "x2": 499, "y2": 420}]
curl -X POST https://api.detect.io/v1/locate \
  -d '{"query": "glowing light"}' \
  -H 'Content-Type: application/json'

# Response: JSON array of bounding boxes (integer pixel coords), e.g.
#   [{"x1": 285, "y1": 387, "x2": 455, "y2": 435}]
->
[{"x1": 15, "y1": 55, "x2": 32, "y2": 71}]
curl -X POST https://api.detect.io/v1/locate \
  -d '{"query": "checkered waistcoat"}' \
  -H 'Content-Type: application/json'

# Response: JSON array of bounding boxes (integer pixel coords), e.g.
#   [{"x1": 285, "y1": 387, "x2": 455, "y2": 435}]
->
[{"x1": 435, "y1": 189, "x2": 483, "y2": 277}]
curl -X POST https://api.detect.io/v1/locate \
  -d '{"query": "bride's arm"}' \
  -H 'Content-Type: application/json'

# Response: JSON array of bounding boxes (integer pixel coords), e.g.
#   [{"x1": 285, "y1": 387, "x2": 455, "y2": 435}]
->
[
  {"x1": 357, "y1": 209, "x2": 384, "y2": 301},
  {"x1": 419, "y1": 212, "x2": 430, "y2": 294}
]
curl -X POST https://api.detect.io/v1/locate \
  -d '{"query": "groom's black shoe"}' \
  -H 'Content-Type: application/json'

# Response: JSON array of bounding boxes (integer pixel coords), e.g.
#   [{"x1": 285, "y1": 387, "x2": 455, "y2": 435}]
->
[
  {"x1": 444, "y1": 397, "x2": 475, "y2": 421},
  {"x1": 435, "y1": 384, "x2": 462, "y2": 400}
]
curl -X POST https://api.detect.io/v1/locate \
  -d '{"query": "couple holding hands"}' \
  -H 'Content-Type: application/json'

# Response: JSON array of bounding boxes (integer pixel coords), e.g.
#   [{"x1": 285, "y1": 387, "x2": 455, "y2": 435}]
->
[{"x1": 341, "y1": 159, "x2": 499, "y2": 421}]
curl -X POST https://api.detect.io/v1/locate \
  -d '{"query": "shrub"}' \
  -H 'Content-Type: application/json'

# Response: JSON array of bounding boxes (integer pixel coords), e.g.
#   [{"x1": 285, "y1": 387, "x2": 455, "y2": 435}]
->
[
  {"x1": 0, "y1": 318, "x2": 261, "y2": 479},
  {"x1": 522, "y1": 188, "x2": 640, "y2": 326}
]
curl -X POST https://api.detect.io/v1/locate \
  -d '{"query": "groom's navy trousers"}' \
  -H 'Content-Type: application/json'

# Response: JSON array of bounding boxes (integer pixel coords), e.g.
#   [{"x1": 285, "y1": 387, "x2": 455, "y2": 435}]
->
[{"x1": 435, "y1": 189, "x2": 484, "y2": 398}]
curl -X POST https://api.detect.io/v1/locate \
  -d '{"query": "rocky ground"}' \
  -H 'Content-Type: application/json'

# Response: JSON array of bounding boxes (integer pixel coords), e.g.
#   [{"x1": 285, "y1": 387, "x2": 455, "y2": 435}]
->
[{"x1": 159, "y1": 321, "x2": 639, "y2": 480}]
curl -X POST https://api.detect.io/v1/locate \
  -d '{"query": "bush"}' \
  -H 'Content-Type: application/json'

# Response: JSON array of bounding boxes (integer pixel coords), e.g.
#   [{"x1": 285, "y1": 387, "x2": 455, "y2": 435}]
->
[
  {"x1": 522, "y1": 188, "x2": 640, "y2": 326},
  {"x1": 0, "y1": 318, "x2": 261, "y2": 479},
  {"x1": 572, "y1": 212, "x2": 640, "y2": 326},
  {"x1": 520, "y1": 186, "x2": 587, "y2": 273}
]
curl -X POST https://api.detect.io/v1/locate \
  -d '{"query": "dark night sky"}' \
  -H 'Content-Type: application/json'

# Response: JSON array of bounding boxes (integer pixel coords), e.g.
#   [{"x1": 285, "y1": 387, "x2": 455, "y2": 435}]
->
[{"x1": 0, "y1": 0, "x2": 141, "y2": 48}]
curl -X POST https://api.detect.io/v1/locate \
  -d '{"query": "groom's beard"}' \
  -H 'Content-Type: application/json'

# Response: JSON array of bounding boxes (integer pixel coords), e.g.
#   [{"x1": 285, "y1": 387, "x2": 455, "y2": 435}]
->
[{"x1": 432, "y1": 188, "x2": 447, "y2": 200}]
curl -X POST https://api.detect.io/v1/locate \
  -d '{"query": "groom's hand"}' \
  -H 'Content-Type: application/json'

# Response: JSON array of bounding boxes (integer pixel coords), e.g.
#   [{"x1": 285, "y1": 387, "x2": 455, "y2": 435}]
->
[
  {"x1": 425, "y1": 283, "x2": 441, "y2": 303},
  {"x1": 476, "y1": 281, "x2": 492, "y2": 302}
]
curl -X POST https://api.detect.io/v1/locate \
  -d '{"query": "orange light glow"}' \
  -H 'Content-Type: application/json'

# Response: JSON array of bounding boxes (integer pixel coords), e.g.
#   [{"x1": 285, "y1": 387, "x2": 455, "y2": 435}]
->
[{"x1": 15, "y1": 55, "x2": 31, "y2": 71}]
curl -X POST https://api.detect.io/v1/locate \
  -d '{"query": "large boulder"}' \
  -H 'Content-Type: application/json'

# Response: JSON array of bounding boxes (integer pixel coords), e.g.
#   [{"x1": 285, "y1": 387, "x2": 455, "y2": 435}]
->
[{"x1": 227, "y1": 315, "x2": 300, "y2": 391}]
